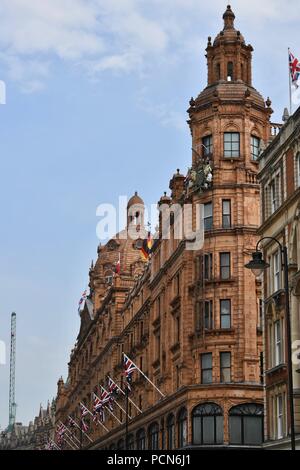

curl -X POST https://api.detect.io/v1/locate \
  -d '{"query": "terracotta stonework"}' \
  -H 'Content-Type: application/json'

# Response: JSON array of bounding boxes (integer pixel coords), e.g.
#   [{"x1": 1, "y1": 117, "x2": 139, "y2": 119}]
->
[{"x1": 55, "y1": 6, "x2": 274, "y2": 449}]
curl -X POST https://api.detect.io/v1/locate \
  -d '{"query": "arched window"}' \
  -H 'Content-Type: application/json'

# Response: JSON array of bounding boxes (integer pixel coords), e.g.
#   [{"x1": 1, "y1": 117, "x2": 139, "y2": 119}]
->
[
  {"x1": 136, "y1": 428, "x2": 146, "y2": 450},
  {"x1": 109, "y1": 443, "x2": 115, "y2": 450},
  {"x1": 215, "y1": 63, "x2": 221, "y2": 80},
  {"x1": 148, "y1": 422, "x2": 159, "y2": 450},
  {"x1": 227, "y1": 61, "x2": 234, "y2": 81},
  {"x1": 127, "y1": 434, "x2": 134, "y2": 450},
  {"x1": 167, "y1": 414, "x2": 175, "y2": 449},
  {"x1": 192, "y1": 403, "x2": 223, "y2": 445},
  {"x1": 177, "y1": 408, "x2": 187, "y2": 448},
  {"x1": 229, "y1": 403, "x2": 264, "y2": 446},
  {"x1": 117, "y1": 438, "x2": 124, "y2": 450}
]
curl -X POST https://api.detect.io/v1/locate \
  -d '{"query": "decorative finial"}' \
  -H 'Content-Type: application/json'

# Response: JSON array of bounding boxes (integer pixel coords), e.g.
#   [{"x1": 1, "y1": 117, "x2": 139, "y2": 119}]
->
[
  {"x1": 266, "y1": 97, "x2": 272, "y2": 107},
  {"x1": 164, "y1": 191, "x2": 167, "y2": 197},
  {"x1": 134, "y1": 191, "x2": 138, "y2": 196},
  {"x1": 223, "y1": 5, "x2": 235, "y2": 30},
  {"x1": 207, "y1": 36, "x2": 212, "y2": 46},
  {"x1": 177, "y1": 169, "x2": 180, "y2": 174}
]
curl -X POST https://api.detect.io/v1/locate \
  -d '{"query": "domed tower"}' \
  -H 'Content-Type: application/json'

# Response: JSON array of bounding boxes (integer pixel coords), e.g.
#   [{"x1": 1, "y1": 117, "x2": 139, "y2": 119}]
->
[
  {"x1": 186, "y1": 5, "x2": 271, "y2": 407},
  {"x1": 89, "y1": 191, "x2": 146, "y2": 311}
]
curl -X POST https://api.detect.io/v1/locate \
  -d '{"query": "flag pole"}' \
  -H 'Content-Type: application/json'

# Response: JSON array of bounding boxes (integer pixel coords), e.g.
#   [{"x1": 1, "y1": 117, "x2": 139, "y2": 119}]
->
[
  {"x1": 125, "y1": 387, "x2": 129, "y2": 450},
  {"x1": 107, "y1": 375, "x2": 142, "y2": 413},
  {"x1": 79, "y1": 402, "x2": 109, "y2": 432},
  {"x1": 94, "y1": 391, "x2": 123, "y2": 424},
  {"x1": 288, "y1": 47, "x2": 292, "y2": 115},
  {"x1": 68, "y1": 415, "x2": 93, "y2": 443},
  {"x1": 100, "y1": 385, "x2": 131, "y2": 418},
  {"x1": 59, "y1": 421, "x2": 81, "y2": 446},
  {"x1": 123, "y1": 353, "x2": 165, "y2": 398}
]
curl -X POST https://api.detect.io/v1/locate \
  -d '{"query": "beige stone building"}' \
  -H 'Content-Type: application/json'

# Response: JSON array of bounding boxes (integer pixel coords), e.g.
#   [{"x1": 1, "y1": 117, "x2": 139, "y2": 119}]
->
[
  {"x1": 257, "y1": 105, "x2": 300, "y2": 449},
  {"x1": 0, "y1": 401, "x2": 56, "y2": 450},
  {"x1": 55, "y1": 6, "x2": 279, "y2": 449}
]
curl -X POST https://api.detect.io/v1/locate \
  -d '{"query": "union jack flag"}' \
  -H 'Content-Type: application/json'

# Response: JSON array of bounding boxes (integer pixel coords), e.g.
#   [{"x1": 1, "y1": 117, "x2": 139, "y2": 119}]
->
[
  {"x1": 80, "y1": 403, "x2": 89, "y2": 417},
  {"x1": 68, "y1": 416, "x2": 76, "y2": 429},
  {"x1": 78, "y1": 289, "x2": 87, "y2": 312},
  {"x1": 81, "y1": 419, "x2": 89, "y2": 433},
  {"x1": 123, "y1": 353, "x2": 137, "y2": 390},
  {"x1": 92, "y1": 393, "x2": 105, "y2": 423},
  {"x1": 57, "y1": 423, "x2": 67, "y2": 436},
  {"x1": 100, "y1": 388, "x2": 114, "y2": 411},
  {"x1": 107, "y1": 377, "x2": 119, "y2": 397},
  {"x1": 289, "y1": 50, "x2": 300, "y2": 88}
]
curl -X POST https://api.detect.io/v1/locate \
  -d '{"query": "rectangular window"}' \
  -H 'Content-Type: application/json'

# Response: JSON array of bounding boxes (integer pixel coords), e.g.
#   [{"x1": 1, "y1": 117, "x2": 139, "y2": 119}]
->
[
  {"x1": 275, "y1": 320, "x2": 282, "y2": 366},
  {"x1": 270, "y1": 179, "x2": 276, "y2": 214},
  {"x1": 204, "y1": 300, "x2": 213, "y2": 330},
  {"x1": 220, "y1": 352, "x2": 231, "y2": 383},
  {"x1": 202, "y1": 135, "x2": 213, "y2": 157},
  {"x1": 251, "y1": 136, "x2": 261, "y2": 161},
  {"x1": 220, "y1": 252, "x2": 231, "y2": 280},
  {"x1": 273, "y1": 251, "x2": 281, "y2": 292},
  {"x1": 195, "y1": 301, "x2": 202, "y2": 332},
  {"x1": 297, "y1": 154, "x2": 300, "y2": 187},
  {"x1": 204, "y1": 202, "x2": 213, "y2": 231},
  {"x1": 201, "y1": 353, "x2": 212, "y2": 384},
  {"x1": 222, "y1": 200, "x2": 231, "y2": 228},
  {"x1": 220, "y1": 299, "x2": 231, "y2": 329},
  {"x1": 277, "y1": 395, "x2": 283, "y2": 439},
  {"x1": 224, "y1": 132, "x2": 240, "y2": 158},
  {"x1": 175, "y1": 315, "x2": 180, "y2": 343},
  {"x1": 204, "y1": 253, "x2": 213, "y2": 280}
]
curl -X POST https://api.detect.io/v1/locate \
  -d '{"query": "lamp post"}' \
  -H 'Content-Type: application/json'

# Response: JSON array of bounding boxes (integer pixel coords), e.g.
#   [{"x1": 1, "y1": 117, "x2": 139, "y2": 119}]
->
[{"x1": 245, "y1": 237, "x2": 296, "y2": 451}]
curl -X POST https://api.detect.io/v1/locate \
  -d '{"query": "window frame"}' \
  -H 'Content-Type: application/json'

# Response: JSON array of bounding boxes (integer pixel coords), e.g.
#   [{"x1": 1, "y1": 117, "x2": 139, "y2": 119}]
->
[
  {"x1": 192, "y1": 403, "x2": 224, "y2": 446},
  {"x1": 177, "y1": 408, "x2": 187, "y2": 448},
  {"x1": 222, "y1": 200, "x2": 231, "y2": 229},
  {"x1": 251, "y1": 135, "x2": 261, "y2": 161},
  {"x1": 224, "y1": 132, "x2": 240, "y2": 158},
  {"x1": 202, "y1": 135, "x2": 213, "y2": 157},
  {"x1": 204, "y1": 300, "x2": 213, "y2": 330},
  {"x1": 220, "y1": 351, "x2": 231, "y2": 383},
  {"x1": 220, "y1": 252, "x2": 231, "y2": 280},
  {"x1": 201, "y1": 352, "x2": 213, "y2": 384},
  {"x1": 204, "y1": 253, "x2": 213, "y2": 280},
  {"x1": 220, "y1": 299, "x2": 231, "y2": 329},
  {"x1": 204, "y1": 202, "x2": 213, "y2": 231}
]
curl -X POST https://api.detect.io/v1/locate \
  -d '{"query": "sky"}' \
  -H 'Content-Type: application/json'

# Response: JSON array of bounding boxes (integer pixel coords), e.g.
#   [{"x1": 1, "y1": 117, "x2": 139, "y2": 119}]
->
[{"x1": 0, "y1": 0, "x2": 299, "y2": 429}]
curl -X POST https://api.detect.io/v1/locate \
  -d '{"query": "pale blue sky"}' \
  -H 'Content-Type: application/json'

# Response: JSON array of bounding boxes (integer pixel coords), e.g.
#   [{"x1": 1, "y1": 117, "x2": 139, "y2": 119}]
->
[{"x1": 0, "y1": 0, "x2": 299, "y2": 428}]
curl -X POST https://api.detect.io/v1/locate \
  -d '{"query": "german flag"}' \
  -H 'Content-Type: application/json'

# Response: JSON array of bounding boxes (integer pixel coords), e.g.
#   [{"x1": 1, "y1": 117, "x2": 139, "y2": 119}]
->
[{"x1": 140, "y1": 231, "x2": 153, "y2": 261}]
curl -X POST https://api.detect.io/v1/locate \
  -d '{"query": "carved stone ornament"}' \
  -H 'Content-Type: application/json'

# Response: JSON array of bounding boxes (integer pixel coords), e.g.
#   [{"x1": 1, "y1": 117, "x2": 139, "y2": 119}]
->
[{"x1": 185, "y1": 160, "x2": 213, "y2": 194}]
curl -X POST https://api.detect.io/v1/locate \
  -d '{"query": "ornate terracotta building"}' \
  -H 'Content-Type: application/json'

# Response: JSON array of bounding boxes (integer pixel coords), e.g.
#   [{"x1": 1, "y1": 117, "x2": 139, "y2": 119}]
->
[{"x1": 56, "y1": 6, "x2": 277, "y2": 449}]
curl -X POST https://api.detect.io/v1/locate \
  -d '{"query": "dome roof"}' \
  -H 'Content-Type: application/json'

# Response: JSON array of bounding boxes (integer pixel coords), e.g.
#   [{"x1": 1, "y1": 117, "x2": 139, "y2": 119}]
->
[
  {"x1": 213, "y1": 5, "x2": 245, "y2": 46},
  {"x1": 127, "y1": 191, "x2": 144, "y2": 208}
]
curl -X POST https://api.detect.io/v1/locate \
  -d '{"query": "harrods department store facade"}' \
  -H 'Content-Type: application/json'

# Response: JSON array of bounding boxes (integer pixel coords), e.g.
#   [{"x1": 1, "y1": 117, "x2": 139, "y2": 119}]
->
[{"x1": 55, "y1": 6, "x2": 299, "y2": 449}]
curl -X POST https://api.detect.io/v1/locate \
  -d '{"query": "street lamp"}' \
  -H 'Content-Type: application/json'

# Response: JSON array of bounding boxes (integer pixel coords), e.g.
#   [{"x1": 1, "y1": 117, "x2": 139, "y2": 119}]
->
[{"x1": 245, "y1": 236, "x2": 296, "y2": 451}]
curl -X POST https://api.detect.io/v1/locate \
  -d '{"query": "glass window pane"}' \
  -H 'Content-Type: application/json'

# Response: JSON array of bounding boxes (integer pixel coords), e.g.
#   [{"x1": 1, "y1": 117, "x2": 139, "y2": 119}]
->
[
  {"x1": 221, "y1": 352, "x2": 231, "y2": 367},
  {"x1": 216, "y1": 416, "x2": 224, "y2": 444},
  {"x1": 221, "y1": 314, "x2": 231, "y2": 329},
  {"x1": 229, "y1": 416, "x2": 242, "y2": 444},
  {"x1": 202, "y1": 370, "x2": 212, "y2": 384},
  {"x1": 202, "y1": 416, "x2": 214, "y2": 444},
  {"x1": 193, "y1": 417, "x2": 202, "y2": 445},
  {"x1": 243, "y1": 417, "x2": 263, "y2": 445},
  {"x1": 202, "y1": 353, "x2": 212, "y2": 369}
]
